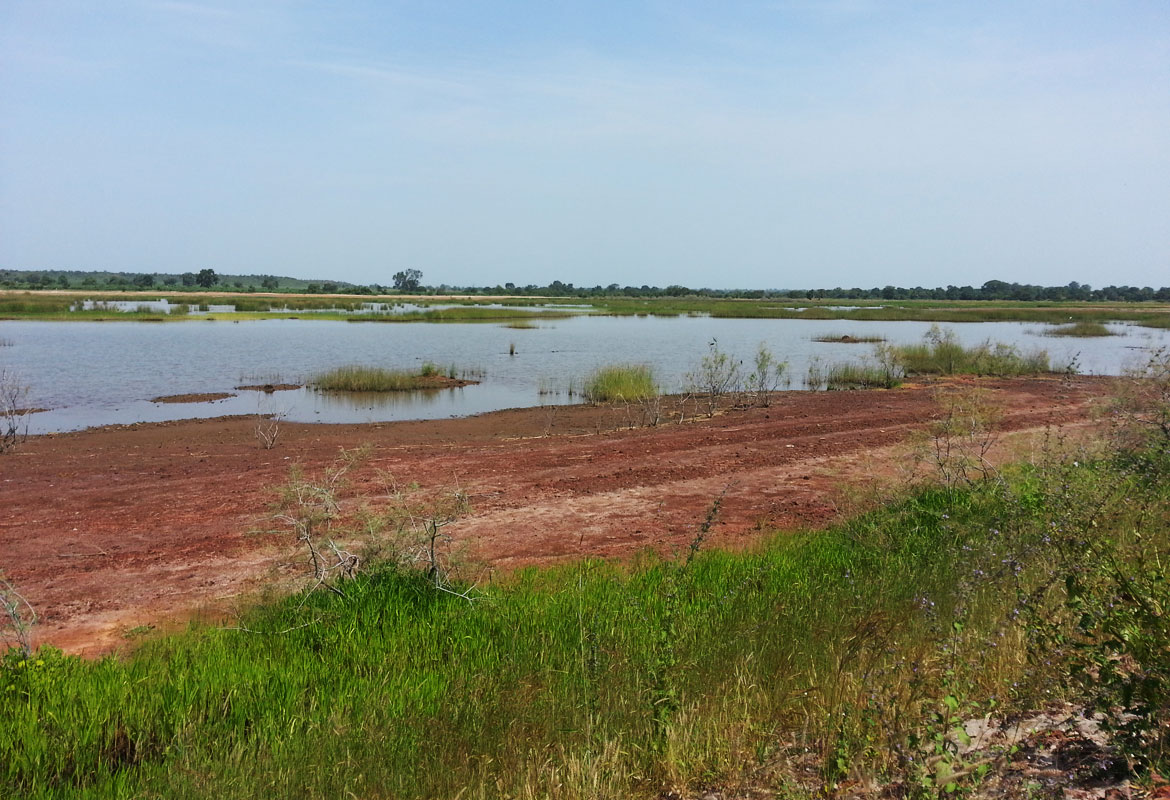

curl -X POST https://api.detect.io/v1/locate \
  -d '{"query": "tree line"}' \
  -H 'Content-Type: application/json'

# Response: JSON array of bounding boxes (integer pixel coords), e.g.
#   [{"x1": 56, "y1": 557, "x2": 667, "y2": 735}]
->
[{"x1": 1, "y1": 269, "x2": 1167, "y2": 302}]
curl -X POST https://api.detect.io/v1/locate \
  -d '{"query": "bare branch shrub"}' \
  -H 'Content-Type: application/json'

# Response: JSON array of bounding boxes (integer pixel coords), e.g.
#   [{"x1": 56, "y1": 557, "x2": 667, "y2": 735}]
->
[
  {"x1": 915, "y1": 386, "x2": 1003, "y2": 487},
  {"x1": 1, "y1": 573, "x2": 36, "y2": 659},
  {"x1": 363, "y1": 476, "x2": 474, "y2": 599},
  {"x1": 255, "y1": 398, "x2": 287, "y2": 450},
  {"x1": 274, "y1": 447, "x2": 369, "y2": 596},
  {"x1": 1, "y1": 369, "x2": 30, "y2": 454}
]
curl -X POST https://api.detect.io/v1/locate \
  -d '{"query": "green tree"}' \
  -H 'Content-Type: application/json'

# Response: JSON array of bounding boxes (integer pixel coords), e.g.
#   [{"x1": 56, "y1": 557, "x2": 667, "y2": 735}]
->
[
  {"x1": 392, "y1": 269, "x2": 423, "y2": 291},
  {"x1": 196, "y1": 269, "x2": 217, "y2": 288}
]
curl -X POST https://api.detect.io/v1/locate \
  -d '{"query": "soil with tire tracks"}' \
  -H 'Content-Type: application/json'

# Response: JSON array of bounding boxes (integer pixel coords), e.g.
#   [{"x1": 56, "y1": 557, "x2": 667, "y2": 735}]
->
[{"x1": 0, "y1": 376, "x2": 1113, "y2": 656}]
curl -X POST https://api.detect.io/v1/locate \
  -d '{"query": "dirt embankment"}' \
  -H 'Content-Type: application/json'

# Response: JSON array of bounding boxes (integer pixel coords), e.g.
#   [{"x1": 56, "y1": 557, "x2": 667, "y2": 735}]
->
[{"x1": 0, "y1": 377, "x2": 1114, "y2": 656}]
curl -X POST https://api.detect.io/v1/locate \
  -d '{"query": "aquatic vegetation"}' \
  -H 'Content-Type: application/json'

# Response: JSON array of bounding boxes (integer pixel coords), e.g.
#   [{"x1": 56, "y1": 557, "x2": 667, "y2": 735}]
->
[
  {"x1": 583, "y1": 363, "x2": 658, "y2": 403},
  {"x1": 1043, "y1": 321, "x2": 1116, "y2": 337},
  {"x1": 311, "y1": 365, "x2": 467, "y2": 392}
]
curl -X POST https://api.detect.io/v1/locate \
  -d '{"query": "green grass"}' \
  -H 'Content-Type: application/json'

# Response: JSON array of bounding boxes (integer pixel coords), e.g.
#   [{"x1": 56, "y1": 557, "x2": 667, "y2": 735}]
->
[
  {"x1": 582, "y1": 364, "x2": 659, "y2": 403},
  {"x1": 310, "y1": 365, "x2": 453, "y2": 392},
  {"x1": 809, "y1": 360, "x2": 903, "y2": 389},
  {"x1": 1043, "y1": 321, "x2": 1116, "y2": 337},
  {"x1": 886, "y1": 326, "x2": 1052, "y2": 376},
  {"x1": 4, "y1": 441, "x2": 1167, "y2": 798}
]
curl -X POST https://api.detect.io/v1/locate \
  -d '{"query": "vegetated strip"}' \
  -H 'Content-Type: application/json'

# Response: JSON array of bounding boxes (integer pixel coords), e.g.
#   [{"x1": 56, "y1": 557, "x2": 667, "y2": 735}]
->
[
  {"x1": 4, "y1": 420, "x2": 1167, "y2": 798},
  {"x1": 3, "y1": 290, "x2": 1170, "y2": 326}
]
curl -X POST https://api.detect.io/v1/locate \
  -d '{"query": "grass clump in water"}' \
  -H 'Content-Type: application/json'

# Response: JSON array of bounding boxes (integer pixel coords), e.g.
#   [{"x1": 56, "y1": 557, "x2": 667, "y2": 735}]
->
[
  {"x1": 888, "y1": 324, "x2": 1051, "y2": 376},
  {"x1": 312, "y1": 365, "x2": 450, "y2": 392},
  {"x1": 583, "y1": 363, "x2": 658, "y2": 403},
  {"x1": 811, "y1": 333, "x2": 886, "y2": 344},
  {"x1": 1044, "y1": 321, "x2": 1116, "y2": 337}
]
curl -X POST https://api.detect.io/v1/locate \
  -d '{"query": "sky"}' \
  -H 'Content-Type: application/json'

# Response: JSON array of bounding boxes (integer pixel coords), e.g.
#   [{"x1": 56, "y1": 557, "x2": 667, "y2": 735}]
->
[{"x1": 1, "y1": 2, "x2": 1168, "y2": 290}]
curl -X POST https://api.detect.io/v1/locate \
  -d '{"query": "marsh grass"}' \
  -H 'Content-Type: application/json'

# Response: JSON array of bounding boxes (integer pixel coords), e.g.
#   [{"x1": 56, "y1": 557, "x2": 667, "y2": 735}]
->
[
  {"x1": 311, "y1": 365, "x2": 452, "y2": 392},
  {"x1": 583, "y1": 364, "x2": 658, "y2": 403},
  {"x1": 1043, "y1": 321, "x2": 1116, "y2": 337},
  {"x1": 821, "y1": 361, "x2": 903, "y2": 389},
  {"x1": 888, "y1": 325, "x2": 1051, "y2": 376}
]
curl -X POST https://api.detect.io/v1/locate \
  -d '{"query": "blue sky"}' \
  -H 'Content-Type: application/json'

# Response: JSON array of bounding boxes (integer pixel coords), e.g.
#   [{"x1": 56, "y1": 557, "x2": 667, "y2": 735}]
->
[{"x1": 2, "y1": 1, "x2": 1167, "y2": 289}]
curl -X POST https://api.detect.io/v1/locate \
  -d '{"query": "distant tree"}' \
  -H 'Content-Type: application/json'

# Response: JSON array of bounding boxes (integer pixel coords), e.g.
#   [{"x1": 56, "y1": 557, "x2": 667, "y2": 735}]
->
[
  {"x1": 180, "y1": 272, "x2": 196, "y2": 287},
  {"x1": 163, "y1": 277, "x2": 178, "y2": 286},
  {"x1": 392, "y1": 269, "x2": 423, "y2": 291},
  {"x1": 133, "y1": 273, "x2": 155, "y2": 288},
  {"x1": 306, "y1": 283, "x2": 321, "y2": 294},
  {"x1": 321, "y1": 282, "x2": 338, "y2": 293},
  {"x1": 260, "y1": 277, "x2": 279, "y2": 290},
  {"x1": 196, "y1": 268, "x2": 217, "y2": 288}
]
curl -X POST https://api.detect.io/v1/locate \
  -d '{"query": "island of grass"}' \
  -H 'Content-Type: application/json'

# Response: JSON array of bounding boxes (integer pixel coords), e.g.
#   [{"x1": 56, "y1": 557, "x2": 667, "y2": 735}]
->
[
  {"x1": 310, "y1": 363, "x2": 478, "y2": 392},
  {"x1": 1043, "y1": 321, "x2": 1117, "y2": 337},
  {"x1": 811, "y1": 333, "x2": 886, "y2": 343}
]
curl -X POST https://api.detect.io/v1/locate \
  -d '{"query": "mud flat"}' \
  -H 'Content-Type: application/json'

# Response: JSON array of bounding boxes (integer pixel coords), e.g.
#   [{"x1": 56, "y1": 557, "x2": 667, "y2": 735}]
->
[{"x1": 0, "y1": 376, "x2": 1114, "y2": 656}]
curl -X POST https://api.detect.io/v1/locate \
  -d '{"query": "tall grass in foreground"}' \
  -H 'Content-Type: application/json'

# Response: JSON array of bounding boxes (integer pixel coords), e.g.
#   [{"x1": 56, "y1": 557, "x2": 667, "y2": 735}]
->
[{"x1": 583, "y1": 363, "x2": 658, "y2": 403}]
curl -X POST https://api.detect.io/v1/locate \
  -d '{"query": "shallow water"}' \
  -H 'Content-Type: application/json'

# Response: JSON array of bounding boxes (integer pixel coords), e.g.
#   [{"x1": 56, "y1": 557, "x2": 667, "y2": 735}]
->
[{"x1": 2, "y1": 316, "x2": 1165, "y2": 433}]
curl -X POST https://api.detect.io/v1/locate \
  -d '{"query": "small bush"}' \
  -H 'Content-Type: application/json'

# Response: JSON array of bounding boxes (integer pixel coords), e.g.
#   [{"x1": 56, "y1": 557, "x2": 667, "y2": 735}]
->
[{"x1": 583, "y1": 364, "x2": 658, "y2": 403}]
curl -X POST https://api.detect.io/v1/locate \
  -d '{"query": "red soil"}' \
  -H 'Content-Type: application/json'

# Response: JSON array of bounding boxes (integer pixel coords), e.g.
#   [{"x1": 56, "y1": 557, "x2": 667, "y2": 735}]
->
[{"x1": 0, "y1": 377, "x2": 1112, "y2": 656}]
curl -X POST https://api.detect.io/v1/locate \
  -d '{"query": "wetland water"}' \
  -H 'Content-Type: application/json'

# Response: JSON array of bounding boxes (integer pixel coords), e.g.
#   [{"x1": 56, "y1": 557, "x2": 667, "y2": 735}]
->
[{"x1": 2, "y1": 316, "x2": 1166, "y2": 433}]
